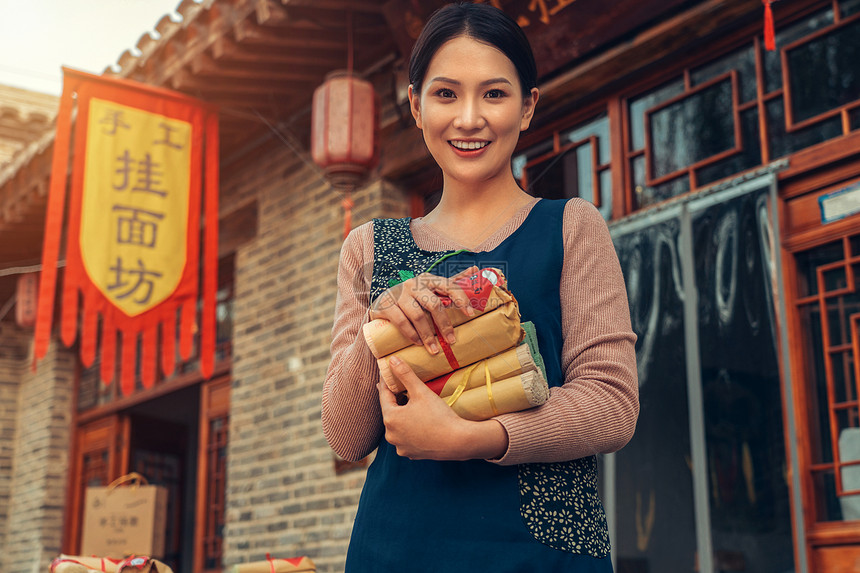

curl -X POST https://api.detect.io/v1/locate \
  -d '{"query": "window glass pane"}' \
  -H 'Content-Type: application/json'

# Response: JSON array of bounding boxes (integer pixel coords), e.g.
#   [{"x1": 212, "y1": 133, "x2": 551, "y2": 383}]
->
[
  {"x1": 831, "y1": 351, "x2": 857, "y2": 404},
  {"x1": 598, "y1": 168, "x2": 613, "y2": 221},
  {"x1": 813, "y1": 470, "x2": 845, "y2": 521},
  {"x1": 828, "y1": 290, "x2": 860, "y2": 348},
  {"x1": 628, "y1": 79, "x2": 685, "y2": 150},
  {"x1": 799, "y1": 302, "x2": 833, "y2": 465},
  {"x1": 612, "y1": 219, "x2": 697, "y2": 573},
  {"x1": 691, "y1": 45, "x2": 757, "y2": 103},
  {"x1": 795, "y1": 239, "x2": 844, "y2": 297},
  {"x1": 766, "y1": 98, "x2": 843, "y2": 159},
  {"x1": 852, "y1": 234, "x2": 860, "y2": 256},
  {"x1": 841, "y1": 0, "x2": 860, "y2": 18},
  {"x1": 563, "y1": 114, "x2": 610, "y2": 164},
  {"x1": 693, "y1": 189, "x2": 794, "y2": 573},
  {"x1": 787, "y1": 18, "x2": 860, "y2": 123},
  {"x1": 650, "y1": 78, "x2": 735, "y2": 179},
  {"x1": 851, "y1": 107, "x2": 860, "y2": 131},
  {"x1": 632, "y1": 154, "x2": 690, "y2": 208},
  {"x1": 763, "y1": 7, "x2": 835, "y2": 93},
  {"x1": 525, "y1": 146, "x2": 579, "y2": 200},
  {"x1": 696, "y1": 108, "x2": 761, "y2": 186},
  {"x1": 575, "y1": 144, "x2": 594, "y2": 202}
]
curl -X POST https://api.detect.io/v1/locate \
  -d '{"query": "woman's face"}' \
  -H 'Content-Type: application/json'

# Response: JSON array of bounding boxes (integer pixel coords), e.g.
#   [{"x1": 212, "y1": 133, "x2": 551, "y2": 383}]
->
[{"x1": 409, "y1": 35, "x2": 539, "y2": 189}]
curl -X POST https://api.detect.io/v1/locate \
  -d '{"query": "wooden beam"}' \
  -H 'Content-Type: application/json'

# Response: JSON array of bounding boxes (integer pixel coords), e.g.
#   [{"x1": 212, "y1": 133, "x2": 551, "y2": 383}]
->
[
  {"x1": 233, "y1": 18, "x2": 347, "y2": 50},
  {"x1": 211, "y1": 35, "x2": 345, "y2": 67},
  {"x1": 190, "y1": 52, "x2": 324, "y2": 83},
  {"x1": 281, "y1": 0, "x2": 383, "y2": 13}
]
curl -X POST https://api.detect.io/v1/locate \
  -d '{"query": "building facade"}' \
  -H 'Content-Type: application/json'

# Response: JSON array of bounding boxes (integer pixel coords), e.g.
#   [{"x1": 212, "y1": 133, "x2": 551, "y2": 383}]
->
[{"x1": 0, "y1": 0, "x2": 859, "y2": 571}]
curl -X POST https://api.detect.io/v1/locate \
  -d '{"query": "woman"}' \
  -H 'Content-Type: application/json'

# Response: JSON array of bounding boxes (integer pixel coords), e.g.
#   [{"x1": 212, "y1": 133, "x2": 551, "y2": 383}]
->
[{"x1": 322, "y1": 3, "x2": 638, "y2": 571}]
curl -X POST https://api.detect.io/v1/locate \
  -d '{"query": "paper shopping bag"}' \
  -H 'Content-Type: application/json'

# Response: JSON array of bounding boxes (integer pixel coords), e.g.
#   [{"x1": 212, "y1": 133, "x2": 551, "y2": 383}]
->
[{"x1": 80, "y1": 473, "x2": 168, "y2": 559}]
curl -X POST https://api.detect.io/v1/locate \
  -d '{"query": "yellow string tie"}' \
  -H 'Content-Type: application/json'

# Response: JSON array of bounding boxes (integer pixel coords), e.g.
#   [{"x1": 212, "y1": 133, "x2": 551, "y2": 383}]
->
[
  {"x1": 485, "y1": 360, "x2": 498, "y2": 416},
  {"x1": 446, "y1": 362, "x2": 479, "y2": 407}
]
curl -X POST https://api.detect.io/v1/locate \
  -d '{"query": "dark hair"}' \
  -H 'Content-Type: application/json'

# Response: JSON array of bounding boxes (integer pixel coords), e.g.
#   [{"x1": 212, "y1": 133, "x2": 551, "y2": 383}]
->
[{"x1": 408, "y1": 2, "x2": 537, "y2": 97}]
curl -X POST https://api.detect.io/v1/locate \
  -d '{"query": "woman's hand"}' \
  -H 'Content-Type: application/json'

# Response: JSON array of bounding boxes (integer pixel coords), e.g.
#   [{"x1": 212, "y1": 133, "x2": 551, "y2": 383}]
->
[
  {"x1": 378, "y1": 356, "x2": 509, "y2": 461},
  {"x1": 369, "y1": 266, "x2": 479, "y2": 355}
]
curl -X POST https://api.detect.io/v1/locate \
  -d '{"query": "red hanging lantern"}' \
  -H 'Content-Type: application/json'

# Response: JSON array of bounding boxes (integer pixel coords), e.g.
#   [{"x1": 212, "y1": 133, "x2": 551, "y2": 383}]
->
[
  {"x1": 311, "y1": 71, "x2": 379, "y2": 239},
  {"x1": 311, "y1": 10, "x2": 379, "y2": 239},
  {"x1": 15, "y1": 272, "x2": 38, "y2": 328},
  {"x1": 311, "y1": 71, "x2": 379, "y2": 190}
]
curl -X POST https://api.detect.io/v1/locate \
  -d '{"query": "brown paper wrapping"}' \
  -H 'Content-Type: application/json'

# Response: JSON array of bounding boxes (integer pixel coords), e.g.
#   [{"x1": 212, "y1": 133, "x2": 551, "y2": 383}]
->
[
  {"x1": 432, "y1": 345, "x2": 535, "y2": 398},
  {"x1": 51, "y1": 556, "x2": 120, "y2": 573},
  {"x1": 377, "y1": 303, "x2": 524, "y2": 393},
  {"x1": 362, "y1": 285, "x2": 515, "y2": 358},
  {"x1": 229, "y1": 556, "x2": 316, "y2": 573},
  {"x1": 449, "y1": 369, "x2": 550, "y2": 421}
]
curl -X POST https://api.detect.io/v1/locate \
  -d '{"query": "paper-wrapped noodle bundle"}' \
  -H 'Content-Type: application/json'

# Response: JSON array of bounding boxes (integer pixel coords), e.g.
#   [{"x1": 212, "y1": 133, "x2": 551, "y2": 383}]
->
[
  {"x1": 426, "y1": 344, "x2": 535, "y2": 398},
  {"x1": 229, "y1": 556, "x2": 316, "y2": 573},
  {"x1": 449, "y1": 370, "x2": 549, "y2": 421},
  {"x1": 363, "y1": 268, "x2": 512, "y2": 359},
  {"x1": 377, "y1": 303, "x2": 523, "y2": 393}
]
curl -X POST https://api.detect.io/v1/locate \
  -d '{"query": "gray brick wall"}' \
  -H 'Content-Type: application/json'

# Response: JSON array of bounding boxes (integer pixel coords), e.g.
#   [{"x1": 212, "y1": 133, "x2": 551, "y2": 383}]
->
[
  {"x1": 222, "y1": 145, "x2": 410, "y2": 572},
  {"x1": 0, "y1": 325, "x2": 29, "y2": 564},
  {"x1": 0, "y1": 333, "x2": 75, "y2": 573}
]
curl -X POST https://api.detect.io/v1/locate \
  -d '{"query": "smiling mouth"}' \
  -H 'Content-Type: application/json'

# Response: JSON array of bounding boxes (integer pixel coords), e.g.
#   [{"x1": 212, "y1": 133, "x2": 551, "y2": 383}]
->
[{"x1": 449, "y1": 140, "x2": 489, "y2": 151}]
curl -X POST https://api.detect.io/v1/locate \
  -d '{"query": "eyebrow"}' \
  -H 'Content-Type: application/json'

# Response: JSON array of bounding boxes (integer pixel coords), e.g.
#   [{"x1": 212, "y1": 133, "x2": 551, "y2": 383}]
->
[{"x1": 428, "y1": 76, "x2": 514, "y2": 87}]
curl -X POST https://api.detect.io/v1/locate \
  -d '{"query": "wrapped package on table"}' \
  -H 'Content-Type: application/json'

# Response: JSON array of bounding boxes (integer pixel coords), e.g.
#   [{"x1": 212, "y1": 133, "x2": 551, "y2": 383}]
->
[
  {"x1": 229, "y1": 556, "x2": 316, "y2": 573},
  {"x1": 51, "y1": 556, "x2": 121, "y2": 573}
]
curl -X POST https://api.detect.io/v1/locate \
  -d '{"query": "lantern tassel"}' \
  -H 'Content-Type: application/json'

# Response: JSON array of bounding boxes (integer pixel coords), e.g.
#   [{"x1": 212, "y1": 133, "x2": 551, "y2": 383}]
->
[
  {"x1": 763, "y1": 0, "x2": 776, "y2": 51},
  {"x1": 342, "y1": 192, "x2": 354, "y2": 240}
]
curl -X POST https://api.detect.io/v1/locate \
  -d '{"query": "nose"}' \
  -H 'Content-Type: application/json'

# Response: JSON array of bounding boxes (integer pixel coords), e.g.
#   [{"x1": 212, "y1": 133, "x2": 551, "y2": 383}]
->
[{"x1": 453, "y1": 96, "x2": 485, "y2": 130}]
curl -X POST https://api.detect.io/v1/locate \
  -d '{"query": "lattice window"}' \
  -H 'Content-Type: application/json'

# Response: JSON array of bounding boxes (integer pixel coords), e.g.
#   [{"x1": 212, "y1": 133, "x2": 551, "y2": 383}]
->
[
  {"x1": 626, "y1": 0, "x2": 860, "y2": 211},
  {"x1": 794, "y1": 231, "x2": 860, "y2": 522},
  {"x1": 513, "y1": 113, "x2": 613, "y2": 220}
]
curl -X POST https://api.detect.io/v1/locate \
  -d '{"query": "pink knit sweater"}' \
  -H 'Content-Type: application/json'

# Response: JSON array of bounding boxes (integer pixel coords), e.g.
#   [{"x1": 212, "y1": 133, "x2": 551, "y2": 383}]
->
[{"x1": 321, "y1": 198, "x2": 639, "y2": 466}]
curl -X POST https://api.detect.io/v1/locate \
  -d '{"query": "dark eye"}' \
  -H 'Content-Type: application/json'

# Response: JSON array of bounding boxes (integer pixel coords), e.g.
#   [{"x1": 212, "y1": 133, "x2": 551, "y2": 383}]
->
[
  {"x1": 485, "y1": 89, "x2": 506, "y2": 99},
  {"x1": 435, "y1": 88, "x2": 456, "y2": 99}
]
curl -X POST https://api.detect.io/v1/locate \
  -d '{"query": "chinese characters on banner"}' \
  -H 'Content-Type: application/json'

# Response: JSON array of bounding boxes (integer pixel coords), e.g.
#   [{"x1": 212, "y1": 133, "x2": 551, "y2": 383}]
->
[{"x1": 35, "y1": 68, "x2": 220, "y2": 396}]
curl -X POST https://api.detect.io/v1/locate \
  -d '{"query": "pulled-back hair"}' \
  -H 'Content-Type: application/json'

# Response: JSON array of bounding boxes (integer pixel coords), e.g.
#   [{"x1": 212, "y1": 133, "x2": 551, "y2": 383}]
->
[{"x1": 408, "y1": 2, "x2": 538, "y2": 97}]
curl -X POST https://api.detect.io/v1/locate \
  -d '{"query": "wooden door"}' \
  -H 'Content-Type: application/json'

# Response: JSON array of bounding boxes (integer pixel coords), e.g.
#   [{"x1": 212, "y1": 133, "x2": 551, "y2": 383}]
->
[
  {"x1": 63, "y1": 414, "x2": 131, "y2": 554},
  {"x1": 194, "y1": 376, "x2": 230, "y2": 573},
  {"x1": 783, "y1": 172, "x2": 860, "y2": 571}
]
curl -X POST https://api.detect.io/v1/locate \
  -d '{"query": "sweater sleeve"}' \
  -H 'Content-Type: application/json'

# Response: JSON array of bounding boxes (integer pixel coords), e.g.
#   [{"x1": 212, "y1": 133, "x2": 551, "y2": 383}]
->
[
  {"x1": 321, "y1": 222, "x2": 384, "y2": 461},
  {"x1": 491, "y1": 198, "x2": 639, "y2": 465}
]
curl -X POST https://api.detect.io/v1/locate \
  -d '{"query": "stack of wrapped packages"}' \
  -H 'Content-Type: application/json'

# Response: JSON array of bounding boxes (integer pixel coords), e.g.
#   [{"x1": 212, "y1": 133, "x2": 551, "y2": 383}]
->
[{"x1": 363, "y1": 268, "x2": 549, "y2": 420}]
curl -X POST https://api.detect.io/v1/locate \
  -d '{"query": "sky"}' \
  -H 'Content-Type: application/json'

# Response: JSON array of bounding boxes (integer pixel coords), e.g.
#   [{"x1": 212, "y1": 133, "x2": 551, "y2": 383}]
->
[{"x1": 0, "y1": 0, "x2": 189, "y2": 96}]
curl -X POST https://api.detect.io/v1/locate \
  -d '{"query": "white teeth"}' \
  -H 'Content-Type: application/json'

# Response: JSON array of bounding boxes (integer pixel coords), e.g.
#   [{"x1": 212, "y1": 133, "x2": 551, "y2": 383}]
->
[{"x1": 450, "y1": 140, "x2": 489, "y2": 150}]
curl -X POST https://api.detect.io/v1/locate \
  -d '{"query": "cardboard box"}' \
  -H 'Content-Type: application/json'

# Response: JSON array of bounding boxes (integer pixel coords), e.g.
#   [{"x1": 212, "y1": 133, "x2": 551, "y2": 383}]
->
[{"x1": 80, "y1": 479, "x2": 168, "y2": 559}]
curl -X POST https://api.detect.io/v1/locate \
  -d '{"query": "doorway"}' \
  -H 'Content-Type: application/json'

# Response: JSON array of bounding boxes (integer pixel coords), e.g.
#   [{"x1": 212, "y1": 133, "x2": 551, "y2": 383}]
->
[{"x1": 66, "y1": 377, "x2": 229, "y2": 573}]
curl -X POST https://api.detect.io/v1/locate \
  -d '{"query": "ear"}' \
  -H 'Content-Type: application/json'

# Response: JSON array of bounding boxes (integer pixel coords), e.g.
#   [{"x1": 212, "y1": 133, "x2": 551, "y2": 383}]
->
[
  {"x1": 408, "y1": 84, "x2": 423, "y2": 130},
  {"x1": 520, "y1": 87, "x2": 540, "y2": 131}
]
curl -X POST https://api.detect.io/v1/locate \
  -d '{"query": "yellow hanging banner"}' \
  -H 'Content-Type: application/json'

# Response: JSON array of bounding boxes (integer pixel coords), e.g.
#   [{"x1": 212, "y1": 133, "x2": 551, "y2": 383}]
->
[{"x1": 81, "y1": 98, "x2": 192, "y2": 316}]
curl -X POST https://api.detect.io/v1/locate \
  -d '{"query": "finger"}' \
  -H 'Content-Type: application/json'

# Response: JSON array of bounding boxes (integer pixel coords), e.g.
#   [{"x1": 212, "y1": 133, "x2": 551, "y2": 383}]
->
[
  {"x1": 399, "y1": 293, "x2": 441, "y2": 353},
  {"x1": 377, "y1": 381, "x2": 399, "y2": 413},
  {"x1": 380, "y1": 306, "x2": 423, "y2": 347},
  {"x1": 413, "y1": 290, "x2": 456, "y2": 346},
  {"x1": 388, "y1": 356, "x2": 426, "y2": 396}
]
